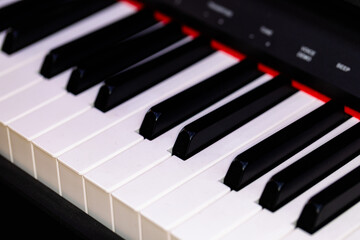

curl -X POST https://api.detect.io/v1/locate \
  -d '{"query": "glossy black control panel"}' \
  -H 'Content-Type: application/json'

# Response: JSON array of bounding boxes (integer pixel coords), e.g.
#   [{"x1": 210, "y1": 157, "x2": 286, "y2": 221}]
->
[{"x1": 143, "y1": 0, "x2": 360, "y2": 111}]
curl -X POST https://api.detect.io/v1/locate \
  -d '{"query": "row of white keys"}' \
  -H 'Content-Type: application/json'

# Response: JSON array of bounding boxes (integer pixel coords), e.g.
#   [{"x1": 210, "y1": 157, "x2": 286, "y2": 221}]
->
[
  {"x1": 0, "y1": 1, "x2": 136, "y2": 77},
  {"x1": 83, "y1": 71, "x2": 272, "y2": 232},
  {"x1": 170, "y1": 117, "x2": 358, "y2": 240},
  {"x1": 30, "y1": 52, "x2": 238, "y2": 196},
  {"x1": 140, "y1": 156, "x2": 235, "y2": 240},
  {"x1": 0, "y1": 71, "x2": 69, "y2": 160},
  {"x1": 217, "y1": 118, "x2": 360, "y2": 240},
  {"x1": 7, "y1": 82, "x2": 102, "y2": 177},
  {"x1": 58, "y1": 112, "x2": 143, "y2": 211},
  {"x1": 88, "y1": 90, "x2": 319, "y2": 240},
  {"x1": 138, "y1": 95, "x2": 323, "y2": 240},
  {"x1": 0, "y1": 64, "x2": 105, "y2": 163}
]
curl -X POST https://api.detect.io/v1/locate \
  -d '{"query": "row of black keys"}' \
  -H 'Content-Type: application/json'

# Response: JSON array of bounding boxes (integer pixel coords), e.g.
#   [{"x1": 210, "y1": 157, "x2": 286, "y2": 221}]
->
[
  {"x1": 2, "y1": 0, "x2": 360, "y2": 235},
  {"x1": 225, "y1": 100, "x2": 360, "y2": 233}
]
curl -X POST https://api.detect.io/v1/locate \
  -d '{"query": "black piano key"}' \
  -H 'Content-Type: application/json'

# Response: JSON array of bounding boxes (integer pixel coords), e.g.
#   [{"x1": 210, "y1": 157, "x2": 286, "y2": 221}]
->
[
  {"x1": 0, "y1": 0, "x2": 52, "y2": 32},
  {"x1": 40, "y1": 10, "x2": 158, "y2": 78},
  {"x1": 66, "y1": 22, "x2": 185, "y2": 95},
  {"x1": 94, "y1": 37, "x2": 215, "y2": 112},
  {"x1": 223, "y1": 101, "x2": 350, "y2": 191},
  {"x1": 139, "y1": 60, "x2": 263, "y2": 140},
  {"x1": 259, "y1": 122, "x2": 360, "y2": 212},
  {"x1": 172, "y1": 75, "x2": 297, "y2": 160},
  {"x1": 2, "y1": 0, "x2": 116, "y2": 54},
  {"x1": 297, "y1": 165, "x2": 360, "y2": 234}
]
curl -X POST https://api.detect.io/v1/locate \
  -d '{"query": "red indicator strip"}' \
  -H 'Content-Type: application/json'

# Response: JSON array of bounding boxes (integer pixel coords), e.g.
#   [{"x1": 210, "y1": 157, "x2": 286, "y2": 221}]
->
[
  {"x1": 120, "y1": 0, "x2": 144, "y2": 10},
  {"x1": 257, "y1": 63, "x2": 279, "y2": 77},
  {"x1": 210, "y1": 40, "x2": 246, "y2": 60},
  {"x1": 181, "y1": 25, "x2": 200, "y2": 38},
  {"x1": 344, "y1": 107, "x2": 360, "y2": 120},
  {"x1": 292, "y1": 80, "x2": 331, "y2": 103},
  {"x1": 154, "y1": 11, "x2": 172, "y2": 24}
]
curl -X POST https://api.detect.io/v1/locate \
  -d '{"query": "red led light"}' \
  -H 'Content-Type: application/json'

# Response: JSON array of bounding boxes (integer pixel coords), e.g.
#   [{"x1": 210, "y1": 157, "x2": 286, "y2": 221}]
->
[
  {"x1": 210, "y1": 40, "x2": 246, "y2": 60},
  {"x1": 120, "y1": 0, "x2": 144, "y2": 10},
  {"x1": 181, "y1": 26, "x2": 200, "y2": 38},
  {"x1": 292, "y1": 80, "x2": 331, "y2": 103},
  {"x1": 257, "y1": 63, "x2": 280, "y2": 77},
  {"x1": 344, "y1": 106, "x2": 360, "y2": 120},
  {"x1": 154, "y1": 11, "x2": 172, "y2": 24}
]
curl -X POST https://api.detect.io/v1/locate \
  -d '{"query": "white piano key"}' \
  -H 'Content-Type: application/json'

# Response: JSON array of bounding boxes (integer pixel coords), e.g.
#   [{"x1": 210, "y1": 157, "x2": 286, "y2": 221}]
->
[
  {"x1": 283, "y1": 202, "x2": 360, "y2": 240},
  {"x1": 230, "y1": 210, "x2": 294, "y2": 240},
  {"x1": 0, "y1": 73, "x2": 69, "y2": 160},
  {"x1": 0, "y1": 72, "x2": 67, "y2": 123},
  {"x1": 219, "y1": 149, "x2": 360, "y2": 240},
  {"x1": 170, "y1": 192, "x2": 262, "y2": 240},
  {"x1": 32, "y1": 52, "x2": 239, "y2": 196},
  {"x1": 0, "y1": 60, "x2": 43, "y2": 102},
  {"x1": 58, "y1": 113, "x2": 143, "y2": 211},
  {"x1": 83, "y1": 69, "x2": 270, "y2": 232},
  {"x1": 75, "y1": 82, "x2": 104, "y2": 106},
  {"x1": 0, "y1": 2, "x2": 136, "y2": 77},
  {"x1": 343, "y1": 228, "x2": 360, "y2": 240},
  {"x1": 8, "y1": 93, "x2": 92, "y2": 177},
  {"x1": 33, "y1": 108, "x2": 113, "y2": 193},
  {"x1": 140, "y1": 155, "x2": 238, "y2": 240},
  {"x1": 107, "y1": 92, "x2": 319, "y2": 240},
  {"x1": 141, "y1": 178, "x2": 229, "y2": 240}
]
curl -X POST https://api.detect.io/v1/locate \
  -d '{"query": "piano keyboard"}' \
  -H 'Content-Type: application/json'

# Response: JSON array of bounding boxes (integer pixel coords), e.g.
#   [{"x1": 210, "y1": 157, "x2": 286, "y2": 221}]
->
[{"x1": 0, "y1": 0, "x2": 359, "y2": 240}]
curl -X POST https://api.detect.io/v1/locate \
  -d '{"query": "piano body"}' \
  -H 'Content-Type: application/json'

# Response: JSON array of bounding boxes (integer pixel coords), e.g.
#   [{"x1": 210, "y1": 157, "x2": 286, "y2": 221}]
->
[{"x1": 0, "y1": 0, "x2": 359, "y2": 239}]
